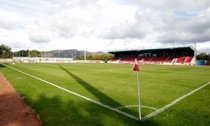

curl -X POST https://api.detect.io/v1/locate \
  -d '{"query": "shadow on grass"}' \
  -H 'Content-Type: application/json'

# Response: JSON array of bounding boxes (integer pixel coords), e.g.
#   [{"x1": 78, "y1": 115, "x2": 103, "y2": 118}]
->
[
  {"x1": 0, "y1": 86, "x2": 158, "y2": 126},
  {"x1": 58, "y1": 65, "x2": 121, "y2": 107},
  {"x1": 28, "y1": 94, "x2": 157, "y2": 126},
  {"x1": 0, "y1": 63, "x2": 6, "y2": 68},
  {"x1": 56, "y1": 65, "x2": 157, "y2": 125}
]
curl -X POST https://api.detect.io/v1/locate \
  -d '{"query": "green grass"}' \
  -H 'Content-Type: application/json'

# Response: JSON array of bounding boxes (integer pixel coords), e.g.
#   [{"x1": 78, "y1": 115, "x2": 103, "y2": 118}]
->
[{"x1": 0, "y1": 63, "x2": 210, "y2": 126}]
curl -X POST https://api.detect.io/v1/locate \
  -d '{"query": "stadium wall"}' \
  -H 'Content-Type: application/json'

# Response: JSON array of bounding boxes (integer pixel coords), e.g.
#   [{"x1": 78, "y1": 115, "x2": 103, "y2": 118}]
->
[{"x1": 0, "y1": 57, "x2": 106, "y2": 64}]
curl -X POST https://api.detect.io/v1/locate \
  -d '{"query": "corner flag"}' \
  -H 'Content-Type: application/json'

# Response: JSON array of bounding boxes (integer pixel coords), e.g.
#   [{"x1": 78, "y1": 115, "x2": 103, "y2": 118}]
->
[
  {"x1": 133, "y1": 59, "x2": 139, "y2": 71},
  {"x1": 133, "y1": 59, "x2": 141, "y2": 120}
]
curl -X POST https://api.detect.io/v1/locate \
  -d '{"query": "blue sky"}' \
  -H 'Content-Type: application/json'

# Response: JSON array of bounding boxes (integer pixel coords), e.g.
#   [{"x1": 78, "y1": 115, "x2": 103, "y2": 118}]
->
[{"x1": 0, "y1": 0, "x2": 210, "y2": 53}]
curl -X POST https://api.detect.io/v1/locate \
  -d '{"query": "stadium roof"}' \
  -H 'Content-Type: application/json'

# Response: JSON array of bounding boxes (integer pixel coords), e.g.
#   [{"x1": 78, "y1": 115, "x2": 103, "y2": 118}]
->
[{"x1": 109, "y1": 46, "x2": 195, "y2": 53}]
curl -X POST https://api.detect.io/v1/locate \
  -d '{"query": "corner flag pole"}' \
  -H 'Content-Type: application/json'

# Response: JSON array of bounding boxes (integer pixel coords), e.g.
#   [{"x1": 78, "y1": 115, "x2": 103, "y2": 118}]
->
[
  {"x1": 136, "y1": 71, "x2": 141, "y2": 120},
  {"x1": 133, "y1": 59, "x2": 141, "y2": 120}
]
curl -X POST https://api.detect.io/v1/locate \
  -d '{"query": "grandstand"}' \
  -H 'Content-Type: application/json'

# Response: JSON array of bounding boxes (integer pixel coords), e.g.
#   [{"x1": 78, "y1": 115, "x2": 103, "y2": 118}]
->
[{"x1": 109, "y1": 46, "x2": 195, "y2": 65}]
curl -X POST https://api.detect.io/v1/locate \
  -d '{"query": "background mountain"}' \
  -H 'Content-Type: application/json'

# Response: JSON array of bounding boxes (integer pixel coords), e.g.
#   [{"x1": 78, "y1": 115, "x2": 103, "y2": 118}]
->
[{"x1": 41, "y1": 49, "x2": 109, "y2": 58}]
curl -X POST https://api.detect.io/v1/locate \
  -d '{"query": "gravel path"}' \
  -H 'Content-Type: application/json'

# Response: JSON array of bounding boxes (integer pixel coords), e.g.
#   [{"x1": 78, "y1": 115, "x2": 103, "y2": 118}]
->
[{"x1": 0, "y1": 73, "x2": 41, "y2": 126}]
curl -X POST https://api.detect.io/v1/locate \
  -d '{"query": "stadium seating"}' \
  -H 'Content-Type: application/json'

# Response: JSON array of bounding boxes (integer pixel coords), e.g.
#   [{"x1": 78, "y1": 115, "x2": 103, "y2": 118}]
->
[
  {"x1": 112, "y1": 56, "x2": 193, "y2": 64},
  {"x1": 110, "y1": 46, "x2": 194, "y2": 65},
  {"x1": 165, "y1": 56, "x2": 174, "y2": 62},
  {"x1": 175, "y1": 56, "x2": 193, "y2": 63},
  {"x1": 184, "y1": 56, "x2": 193, "y2": 63}
]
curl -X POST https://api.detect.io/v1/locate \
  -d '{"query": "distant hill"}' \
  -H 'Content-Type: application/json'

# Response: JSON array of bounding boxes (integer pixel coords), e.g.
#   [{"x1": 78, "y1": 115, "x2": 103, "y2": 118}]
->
[{"x1": 41, "y1": 49, "x2": 109, "y2": 58}]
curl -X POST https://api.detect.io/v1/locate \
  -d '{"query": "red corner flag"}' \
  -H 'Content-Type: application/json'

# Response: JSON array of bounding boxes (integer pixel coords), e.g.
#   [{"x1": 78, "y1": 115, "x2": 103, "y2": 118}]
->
[
  {"x1": 133, "y1": 58, "x2": 141, "y2": 119},
  {"x1": 133, "y1": 59, "x2": 139, "y2": 71}
]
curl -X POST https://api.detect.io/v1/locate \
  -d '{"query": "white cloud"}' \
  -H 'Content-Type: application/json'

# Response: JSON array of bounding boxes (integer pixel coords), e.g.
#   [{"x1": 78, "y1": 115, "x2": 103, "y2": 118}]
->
[
  {"x1": 27, "y1": 23, "x2": 51, "y2": 43},
  {"x1": 0, "y1": 0, "x2": 210, "y2": 53},
  {"x1": 158, "y1": 8, "x2": 210, "y2": 43},
  {"x1": 0, "y1": 9, "x2": 26, "y2": 30}
]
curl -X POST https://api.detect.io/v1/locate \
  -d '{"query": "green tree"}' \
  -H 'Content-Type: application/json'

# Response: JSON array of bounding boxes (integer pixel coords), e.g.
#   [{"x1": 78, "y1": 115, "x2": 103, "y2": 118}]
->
[
  {"x1": 75, "y1": 55, "x2": 84, "y2": 60},
  {"x1": 15, "y1": 50, "x2": 28, "y2": 57},
  {"x1": 14, "y1": 50, "x2": 41, "y2": 57},
  {"x1": 75, "y1": 54, "x2": 114, "y2": 61},
  {"x1": 196, "y1": 53, "x2": 209, "y2": 60},
  {"x1": 0, "y1": 44, "x2": 13, "y2": 58},
  {"x1": 30, "y1": 50, "x2": 41, "y2": 57},
  {"x1": 87, "y1": 55, "x2": 93, "y2": 60},
  {"x1": 102, "y1": 54, "x2": 114, "y2": 61}
]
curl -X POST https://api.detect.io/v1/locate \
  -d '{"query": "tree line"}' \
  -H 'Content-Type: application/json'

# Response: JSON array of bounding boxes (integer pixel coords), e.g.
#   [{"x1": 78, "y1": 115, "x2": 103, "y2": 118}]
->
[
  {"x1": 0, "y1": 44, "x2": 41, "y2": 58},
  {"x1": 0, "y1": 44, "x2": 13, "y2": 58},
  {"x1": 196, "y1": 53, "x2": 209, "y2": 60},
  {"x1": 0, "y1": 44, "x2": 114, "y2": 60},
  {"x1": 75, "y1": 54, "x2": 114, "y2": 61},
  {"x1": 13, "y1": 50, "x2": 41, "y2": 57}
]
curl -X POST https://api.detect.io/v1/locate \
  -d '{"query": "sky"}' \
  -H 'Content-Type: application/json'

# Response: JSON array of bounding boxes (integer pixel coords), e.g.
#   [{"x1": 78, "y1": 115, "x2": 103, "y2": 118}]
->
[{"x1": 0, "y1": 0, "x2": 210, "y2": 53}]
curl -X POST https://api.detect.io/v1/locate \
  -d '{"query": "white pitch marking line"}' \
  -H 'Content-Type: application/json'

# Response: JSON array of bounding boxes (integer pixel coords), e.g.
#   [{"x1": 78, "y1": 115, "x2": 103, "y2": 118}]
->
[
  {"x1": 2, "y1": 64, "x2": 140, "y2": 121},
  {"x1": 142, "y1": 81, "x2": 210, "y2": 120},
  {"x1": 116, "y1": 105, "x2": 158, "y2": 111}
]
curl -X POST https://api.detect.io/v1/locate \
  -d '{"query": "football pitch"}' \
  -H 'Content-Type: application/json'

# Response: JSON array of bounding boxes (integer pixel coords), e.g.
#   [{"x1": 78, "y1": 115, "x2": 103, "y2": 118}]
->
[{"x1": 0, "y1": 63, "x2": 210, "y2": 126}]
